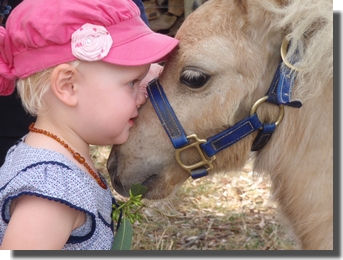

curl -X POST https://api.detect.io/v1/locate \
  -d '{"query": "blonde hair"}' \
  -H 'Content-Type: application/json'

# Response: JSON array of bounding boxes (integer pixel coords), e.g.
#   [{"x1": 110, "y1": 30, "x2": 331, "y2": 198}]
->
[{"x1": 17, "y1": 60, "x2": 80, "y2": 116}]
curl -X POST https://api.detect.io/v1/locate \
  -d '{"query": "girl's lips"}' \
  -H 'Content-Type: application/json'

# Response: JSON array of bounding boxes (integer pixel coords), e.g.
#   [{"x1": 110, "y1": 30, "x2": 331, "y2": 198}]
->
[{"x1": 129, "y1": 114, "x2": 138, "y2": 126}]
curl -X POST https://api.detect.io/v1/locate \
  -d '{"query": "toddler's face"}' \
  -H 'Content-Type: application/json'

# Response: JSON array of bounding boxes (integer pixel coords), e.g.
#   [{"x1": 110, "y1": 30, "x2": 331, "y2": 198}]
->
[{"x1": 73, "y1": 61, "x2": 150, "y2": 145}]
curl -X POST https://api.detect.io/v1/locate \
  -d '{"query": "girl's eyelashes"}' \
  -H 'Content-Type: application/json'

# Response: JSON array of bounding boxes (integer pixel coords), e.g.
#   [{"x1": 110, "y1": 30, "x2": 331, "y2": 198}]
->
[{"x1": 128, "y1": 79, "x2": 141, "y2": 88}]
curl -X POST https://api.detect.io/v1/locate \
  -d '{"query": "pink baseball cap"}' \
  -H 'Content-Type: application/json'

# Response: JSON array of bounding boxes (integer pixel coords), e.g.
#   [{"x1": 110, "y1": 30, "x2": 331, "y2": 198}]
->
[{"x1": 0, "y1": 0, "x2": 179, "y2": 95}]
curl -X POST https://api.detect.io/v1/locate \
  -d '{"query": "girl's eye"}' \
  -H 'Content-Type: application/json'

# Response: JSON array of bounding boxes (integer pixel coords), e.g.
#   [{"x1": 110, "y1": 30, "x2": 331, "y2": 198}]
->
[
  {"x1": 128, "y1": 81, "x2": 135, "y2": 88},
  {"x1": 128, "y1": 80, "x2": 139, "y2": 88}
]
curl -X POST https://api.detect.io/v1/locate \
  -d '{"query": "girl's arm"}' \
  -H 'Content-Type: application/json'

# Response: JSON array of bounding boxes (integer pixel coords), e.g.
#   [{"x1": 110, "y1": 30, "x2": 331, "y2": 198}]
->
[{"x1": 0, "y1": 195, "x2": 86, "y2": 249}]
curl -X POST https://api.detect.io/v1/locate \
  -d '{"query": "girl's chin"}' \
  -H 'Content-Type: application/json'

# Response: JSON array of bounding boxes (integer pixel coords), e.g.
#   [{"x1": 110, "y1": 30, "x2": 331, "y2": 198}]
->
[{"x1": 113, "y1": 134, "x2": 130, "y2": 145}]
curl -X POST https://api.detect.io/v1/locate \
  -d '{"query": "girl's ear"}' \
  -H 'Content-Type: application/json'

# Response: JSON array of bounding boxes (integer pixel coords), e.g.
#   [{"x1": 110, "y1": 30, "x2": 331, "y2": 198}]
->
[{"x1": 50, "y1": 64, "x2": 78, "y2": 107}]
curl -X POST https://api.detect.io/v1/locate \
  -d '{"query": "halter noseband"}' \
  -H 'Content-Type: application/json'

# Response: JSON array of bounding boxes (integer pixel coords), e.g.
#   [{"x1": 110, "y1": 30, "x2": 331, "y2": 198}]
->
[{"x1": 147, "y1": 38, "x2": 302, "y2": 179}]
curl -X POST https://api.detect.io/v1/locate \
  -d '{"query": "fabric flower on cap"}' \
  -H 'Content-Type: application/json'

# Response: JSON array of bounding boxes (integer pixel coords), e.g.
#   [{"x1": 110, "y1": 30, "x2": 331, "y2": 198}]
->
[{"x1": 71, "y1": 23, "x2": 113, "y2": 61}]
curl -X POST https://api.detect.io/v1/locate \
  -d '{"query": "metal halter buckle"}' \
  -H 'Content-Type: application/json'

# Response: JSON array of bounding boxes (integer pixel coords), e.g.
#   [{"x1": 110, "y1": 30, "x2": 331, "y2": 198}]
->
[{"x1": 175, "y1": 134, "x2": 216, "y2": 174}]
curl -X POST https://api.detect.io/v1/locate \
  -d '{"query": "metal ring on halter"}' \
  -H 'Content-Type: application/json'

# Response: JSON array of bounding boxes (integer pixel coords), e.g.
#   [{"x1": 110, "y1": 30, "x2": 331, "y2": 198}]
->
[
  {"x1": 250, "y1": 96, "x2": 285, "y2": 126},
  {"x1": 280, "y1": 38, "x2": 303, "y2": 72}
]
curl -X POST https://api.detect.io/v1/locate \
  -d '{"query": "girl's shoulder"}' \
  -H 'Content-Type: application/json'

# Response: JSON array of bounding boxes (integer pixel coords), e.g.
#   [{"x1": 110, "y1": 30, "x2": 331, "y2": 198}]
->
[{"x1": 0, "y1": 139, "x2": 115, "y2": 250}]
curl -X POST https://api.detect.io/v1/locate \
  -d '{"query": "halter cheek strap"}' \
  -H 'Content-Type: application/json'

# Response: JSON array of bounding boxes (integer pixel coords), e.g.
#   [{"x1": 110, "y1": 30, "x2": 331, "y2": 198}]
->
[{"x1": 148, "y1": 81, "x2": 189, "y2": 148}]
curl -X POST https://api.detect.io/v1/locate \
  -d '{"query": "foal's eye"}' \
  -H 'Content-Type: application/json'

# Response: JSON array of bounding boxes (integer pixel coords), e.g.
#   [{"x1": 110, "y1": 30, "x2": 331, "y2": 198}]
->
[{"x1": 180, "y1": 68, "x2": 210, "y2": 89}]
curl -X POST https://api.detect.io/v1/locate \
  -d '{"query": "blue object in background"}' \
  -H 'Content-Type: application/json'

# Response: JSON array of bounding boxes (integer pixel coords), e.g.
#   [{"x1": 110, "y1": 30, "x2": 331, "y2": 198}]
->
[{"x1": 132, "y1": 0, "x2": 149, "y2": 26}]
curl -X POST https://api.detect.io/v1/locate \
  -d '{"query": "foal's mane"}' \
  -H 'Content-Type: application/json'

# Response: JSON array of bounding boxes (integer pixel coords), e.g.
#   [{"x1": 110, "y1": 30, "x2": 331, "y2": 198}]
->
[{"x1": 262, "y1": 0, "x2": 333, "y2": 101}]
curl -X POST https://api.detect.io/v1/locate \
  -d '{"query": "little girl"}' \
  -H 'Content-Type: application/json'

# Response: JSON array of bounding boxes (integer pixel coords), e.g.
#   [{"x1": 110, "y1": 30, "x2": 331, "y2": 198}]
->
[{"x1": 0, "y1": 0, "x2": 178, "y2": 250}]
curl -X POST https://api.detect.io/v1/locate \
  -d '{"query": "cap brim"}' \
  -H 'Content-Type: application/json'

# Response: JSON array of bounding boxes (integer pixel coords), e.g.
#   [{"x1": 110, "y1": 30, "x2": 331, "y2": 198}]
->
[
  {"x1": 103, "y1": 32, "x2": 179, "y2": 66},
  {"x1": 102, "y1": 16, "x2": 179, "y2": 66}
]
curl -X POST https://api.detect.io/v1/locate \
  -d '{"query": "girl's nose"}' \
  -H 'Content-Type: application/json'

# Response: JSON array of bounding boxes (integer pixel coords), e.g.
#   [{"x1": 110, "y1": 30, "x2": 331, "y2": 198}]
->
[{"x1": 136, "y1": 90, "x2": 147, "y2": 108}]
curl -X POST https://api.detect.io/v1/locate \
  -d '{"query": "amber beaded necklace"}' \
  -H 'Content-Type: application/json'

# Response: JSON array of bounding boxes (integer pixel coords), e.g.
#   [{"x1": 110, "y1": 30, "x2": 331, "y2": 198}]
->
[{"x1": 28, "y1": 123, "x2": 107, "y2": 189}]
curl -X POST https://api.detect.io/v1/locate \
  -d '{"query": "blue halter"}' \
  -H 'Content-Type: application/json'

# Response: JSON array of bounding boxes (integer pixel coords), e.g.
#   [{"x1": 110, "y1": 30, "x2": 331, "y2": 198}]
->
[{"x1": 147, "y1": 39, "x2": 302, "y2": 179}]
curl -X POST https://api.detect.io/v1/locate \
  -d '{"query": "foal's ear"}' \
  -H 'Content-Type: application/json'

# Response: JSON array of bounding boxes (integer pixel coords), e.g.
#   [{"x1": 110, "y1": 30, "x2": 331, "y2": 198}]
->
[{"x1": 50, "y1": 64, "x2": 78, "y2": 107}]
